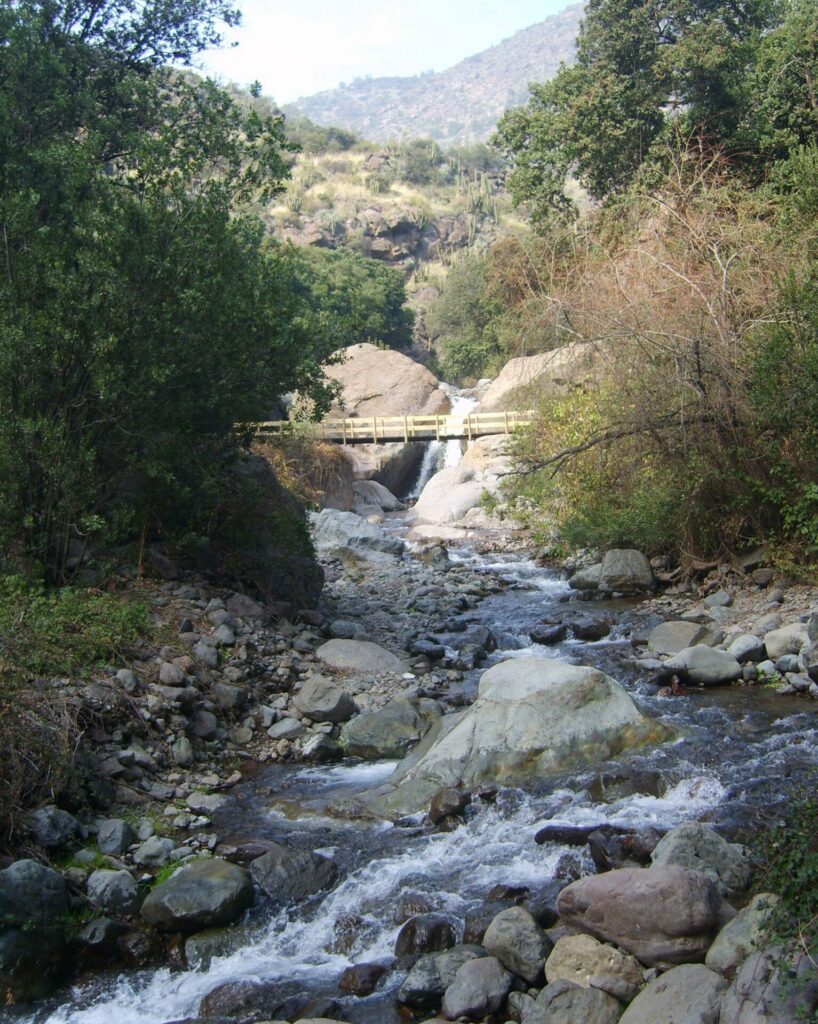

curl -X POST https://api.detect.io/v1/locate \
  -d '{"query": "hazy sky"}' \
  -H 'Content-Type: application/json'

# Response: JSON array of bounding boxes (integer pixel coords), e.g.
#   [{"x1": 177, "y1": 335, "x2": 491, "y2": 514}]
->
[{"x1": 198, "y1": 0, "x2": 574, "y2": 104}]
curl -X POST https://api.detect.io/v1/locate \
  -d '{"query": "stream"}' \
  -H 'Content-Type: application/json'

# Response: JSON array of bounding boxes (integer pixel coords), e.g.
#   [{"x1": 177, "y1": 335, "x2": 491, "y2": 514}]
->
[{"x1": 22, "y1": 545, "x2": 818, "y2": 1024}]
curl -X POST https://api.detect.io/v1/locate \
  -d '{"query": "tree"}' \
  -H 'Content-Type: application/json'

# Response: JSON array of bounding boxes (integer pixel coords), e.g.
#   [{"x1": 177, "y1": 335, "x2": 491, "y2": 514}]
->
[
  {"x1": 494, "y1": 0, "x2": 782, "y2": 221},
  {"x1": 0, "y1": 2, "x2": 337, "y2": 580}
]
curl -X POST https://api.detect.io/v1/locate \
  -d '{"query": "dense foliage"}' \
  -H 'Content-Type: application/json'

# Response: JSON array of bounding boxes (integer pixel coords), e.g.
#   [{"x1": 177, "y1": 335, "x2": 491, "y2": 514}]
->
[{"x1": 0, "y1": 2, "x2": 389, "y2": 582}]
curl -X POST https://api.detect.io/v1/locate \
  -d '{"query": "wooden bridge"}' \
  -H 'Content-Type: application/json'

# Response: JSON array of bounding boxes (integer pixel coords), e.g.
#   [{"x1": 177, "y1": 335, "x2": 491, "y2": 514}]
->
[{"x1": 254, "y1": 410, "x2": 535, "y2": 445}]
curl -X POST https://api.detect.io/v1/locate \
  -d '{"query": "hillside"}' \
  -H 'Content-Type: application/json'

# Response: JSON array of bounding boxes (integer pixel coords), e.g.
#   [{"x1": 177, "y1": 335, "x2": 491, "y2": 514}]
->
[{"x1": 283, "y1": 3, "x2": 583, "y2": 146}]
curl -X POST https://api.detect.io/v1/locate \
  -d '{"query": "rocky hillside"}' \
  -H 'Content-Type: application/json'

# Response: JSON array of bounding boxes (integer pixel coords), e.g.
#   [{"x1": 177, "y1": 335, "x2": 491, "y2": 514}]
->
[{"x1": 284, "y1": 4, "x2": 583, "y2": 146}]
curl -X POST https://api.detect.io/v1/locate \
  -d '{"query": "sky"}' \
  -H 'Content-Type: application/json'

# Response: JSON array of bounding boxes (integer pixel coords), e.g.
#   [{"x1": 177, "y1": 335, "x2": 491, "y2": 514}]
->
[{"x1": 198, "y1": 0, "x2": 574, "y2": 104}]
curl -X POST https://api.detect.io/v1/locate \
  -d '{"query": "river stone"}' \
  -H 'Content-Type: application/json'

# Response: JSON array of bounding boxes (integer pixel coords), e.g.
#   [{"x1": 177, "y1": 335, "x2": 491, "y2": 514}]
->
[
  {"x1": 598, "y1": 549, "x2": 655, "y2": 592},
  {"x1": 727, "y1": 633, "x2": 767, "y2": 663},
  {"x1": 311, "y1": 508, "x2": 405, "y2": 560},
  {"x1": 545, "y1": 933, "x2": 643, "y2": 1001},
  {"x1": 719, "y1": 948, "x2": 818, "y2": 1023},
  {"x1": 528, "y1": 978, "x2": 623, "y2": 1024},
  {"x1": 799, "y1": 640, "x2": 818, "y2": 681},
  {"x1": 663, "y1": 645, "x2": 742, "y2": 686},
  {"x1": 198, "y1": 978, "x2": 283, "y2": 1018},
  {"x1": 87, "y1": 869, "x2": 140, "y2": 916},
  {"x1": 398, "y1": 944, "x2": 485, "y2": 1009},
  {"x1": 0, "y1": 926, "x2": 68, "y2": 1002},
  {"x1": 619, "y1": 963, "x2": 726, "y2": 1024},
  {"x1": 339, "y1": 961, "x2": 389, "y2": 996},
  {"x1": 556, "y1": 865, "x2": 723, "y2": 966},
  {"x1": 763, "y1": 622, "x2": 809, "y2": 659},
  {"x1": 97, "y1": 818, "x2": 134, "y2": 856},
  {"x1": 250, "y1": 843, "x2": 338, "y2": 905},
  {"x1": 341, "y1": 696, "x2": 441, "y2": 759},
  {"x1": 648, "y1": 621, "x2": 722, "y2": 656},
  {"x1": 141, "y1": 858, "x2": 253, "y2": 932},
  {"x1": 441, "y1": 955, "x2": 511, "y2": 1021},
  {"x1": 361, "y1": 659, "x2": 667, "y2": 816},
  {"x1": 428, "y1": 787, "x2": 470, "y2": 824},
  {"x1": 568, "y1": 563, "x2": 602, "y2": 591},
  {"x1": 395, "y1": 914, "x2": 457, "y2": 958},
  {"x1": 316, "y1": 638, "x2": 408, "y2": 675},
  {"x1": 293, "y1": 675, "x2": 356, "y2": 723},
  {"x1": 705, "y1": 893, "x2": 780, "y2": 975},
  {"x1": 650, "y1": 821, "x2": 751, "y2": 896},
  {"x1": 0, "y1": 859, "x2": 70, "y2": 928},
  {"x1": 530, "y1": 623, "x2": 568, "y2": 645},
  {"x1": 133, "y1": 835, "x2": 174, "y2": 868},
  {"x1": 27, "y1": 805, "x2": 85, "y2": 848},
  {"x1": 482, "y1": 905, "x2": 551, "y2": 983}
]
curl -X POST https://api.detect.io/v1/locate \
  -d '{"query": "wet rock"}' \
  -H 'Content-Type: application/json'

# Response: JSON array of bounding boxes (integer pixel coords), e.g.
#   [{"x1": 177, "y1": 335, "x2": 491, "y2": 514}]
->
[
  {"x1": 250, "y1": 843, "x2": 338, "y2": 905},
  {"x1": 528, "y1": 978, "x2": 622, "y2": 1024},
  {"x1": 316, "y1": 638, "x2": 408, "y2": 674},
  {"x1": 530, "y1": 623, "x2": 568, "y2": 645},
  {"x1": 650, "y1": 821, "x2": 751, "y2": 896},
  {"x1": 197, "y1": 978, "x2": 281, "y2": 1019},
  {"x1": 588, "y1": 828, "x2": 661, "y2": 871},
  {"x1": 141, "y1": 858, "x2": 253, "y2": 932},
  {"x1": 719, "y1": 948, "x2": 818, "y2": 1023},
  {"x1": 662, "y1": 645, "x2": 742, "y2": 686},
  {"x1": 0, "y1": 859, "x2": 70, "y2": 927},
  {"x1": 0, "y1": 927, "x2": 67, "y2": 1002},
  {"x1": 546, "y1": 933, "x2": 643, "y2": 1002},
  {"x1": 26, "y1": 805, "x2": 85, "y2": 848},
  {"x1": 705, "y1": 893, "x2": 779, "y2": 975},
  {"x1": 301, "y1": 733, "x2": 343, "y2": 763},
  {"x1": 338, "y1": 961, "x2": 389, "y2": 995},
  {"x1": 588, "y1": 767, "x2": 667, "y2": 802},
  {"x1": 398, "y1": 944, "x2": 485, "y2": 1010},
  {"x1": 441, "y1": 955, "x2": 511, "y2": 1021},
  {"x1": 599, "y1": 549, "x2": 655, "y2": 593},
  {"x1": 73, "y1": 918, "x2": 128, "y2": 965},
  {"x1": 363, "y1": 659, "x2": 668, "y2": 816},
  {"x1": 293, "y1": 675, "x2": 356, "y2": 723},
  {"x1": 570, "y1": 614, "x2": 611, "y2": 641},
  {"x1": 619, "y1": 963, "x2": 726, "y2": 1024},
  {"x1": 395, "y1": 914, "x2": 457, "y2": 958},
  {"x1": 341, "y1": 696, "x2": 441, "y2": 759},
  {"x1": 648, "y1": 621, "x2": 722, "y2": 656},
  {"x1": 395, "y1": 893, "x2": 435, "y2": 924},
  {"x1": 482, "y1": 905, "x2": 552, "y2": 983},
  {"x1": 535, "y1": 823, "x2": 618, "y2": 846},
  {"x1": 412, "y1": 638, "x2": 446, "y2": 659},
  {"x1": 556, "y1": 865, "x2": 723, "y2": 966},
  {"x1": 429, "y1": 787, "x2": 470, "y2": 825}
]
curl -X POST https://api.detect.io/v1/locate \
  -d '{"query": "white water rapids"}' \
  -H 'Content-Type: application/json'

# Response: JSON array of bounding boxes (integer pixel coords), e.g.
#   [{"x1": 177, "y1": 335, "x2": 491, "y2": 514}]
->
[{"x1": 405, "y1": 392, "x2": 478, "y2": 500}]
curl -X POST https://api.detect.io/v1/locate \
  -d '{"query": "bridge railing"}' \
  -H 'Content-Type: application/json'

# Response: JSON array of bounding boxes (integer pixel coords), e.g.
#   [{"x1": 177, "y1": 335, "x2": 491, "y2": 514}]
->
[{"x1": 253, "y1": 410, "x2": 535, "y2": 445}]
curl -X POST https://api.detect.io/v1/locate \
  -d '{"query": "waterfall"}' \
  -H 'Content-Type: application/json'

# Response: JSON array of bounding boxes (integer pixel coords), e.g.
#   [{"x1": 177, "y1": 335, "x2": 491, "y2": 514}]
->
[{"x1": 406, "y1": 392, "x2": 479, "y2": 501}]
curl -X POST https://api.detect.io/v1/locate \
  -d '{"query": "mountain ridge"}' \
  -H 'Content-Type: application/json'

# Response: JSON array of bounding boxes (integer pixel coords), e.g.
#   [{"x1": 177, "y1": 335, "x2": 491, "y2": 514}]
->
[{"x1": 284, "y1": 3, "x2": 584, "y2": 146}]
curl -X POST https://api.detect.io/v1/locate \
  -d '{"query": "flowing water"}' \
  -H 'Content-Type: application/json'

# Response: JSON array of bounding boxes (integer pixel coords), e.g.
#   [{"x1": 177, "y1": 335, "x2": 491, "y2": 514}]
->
[
  {"x1": 405, "y1": 392, "x2": 478, "y2": 499},
  {"x1": 19, "y1": 549, "x2": 818, "y2": 1024}
]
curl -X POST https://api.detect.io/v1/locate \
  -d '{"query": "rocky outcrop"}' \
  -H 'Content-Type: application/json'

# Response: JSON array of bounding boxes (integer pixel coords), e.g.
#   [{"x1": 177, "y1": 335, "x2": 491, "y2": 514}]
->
[
  {"x1": 359, "y1": 658, "x2": 667, "y2": 816},
  {"x1": 325, "y1": 343, "x2": 449, "y2": 418},
  {"x1": 479, "y1": 343, "x2": 603, "y2": 412}
]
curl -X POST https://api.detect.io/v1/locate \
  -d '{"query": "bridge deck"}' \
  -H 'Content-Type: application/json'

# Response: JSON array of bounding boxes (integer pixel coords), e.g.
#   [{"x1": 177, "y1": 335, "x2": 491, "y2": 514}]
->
[{"x1": 255, "y1": 410, "x2": 534, "y2": 445}]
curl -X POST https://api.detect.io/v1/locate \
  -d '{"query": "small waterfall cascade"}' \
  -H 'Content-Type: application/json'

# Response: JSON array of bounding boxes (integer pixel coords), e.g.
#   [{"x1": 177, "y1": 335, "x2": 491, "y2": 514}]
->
[{"x1": 406, "y1": 391, "x2": 478, "y2": 500}]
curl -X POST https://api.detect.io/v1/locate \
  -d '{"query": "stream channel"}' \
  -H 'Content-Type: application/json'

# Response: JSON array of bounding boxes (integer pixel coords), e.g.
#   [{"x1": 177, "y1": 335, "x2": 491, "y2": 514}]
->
[{"x1": 21, "y1": 462, "x2": 818, "y2": 1024}]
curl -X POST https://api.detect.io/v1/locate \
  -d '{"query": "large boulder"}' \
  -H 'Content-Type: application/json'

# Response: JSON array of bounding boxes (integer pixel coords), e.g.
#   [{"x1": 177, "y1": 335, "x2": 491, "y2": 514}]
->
[
  {"x1": 569, "y1": 563, "x2": 602, "y2": 591},
  {"x1": 763, "y1": 623, "x2": 809, "y2": 659},
  {"x1": 293, "y1": 675, "x2": 356, "y2": 723},
  {"x1": 360, "y1": 659, "x2": 667, "y2": 816},
  {"x1": 650, "y1": 821, "x2": 751, "y2": 897},
  {"x1": 86, "y1": 869, "x2": 140, "y2": 916},
  {"x1": 26, "y1": 806, "x2": 85, "y2": 848},
  {"x1": 663, "y1": 646, "x2": 742, "y2": 686},
  {"x1": 340, "y1": 696, "x2": 441, "y2": 759},
  {"x1": 412, "y1": 465, "x2": 487, "y2": 525},
  {"x1": 316, "y1": 638, "x2": 408, "y2": 675},
  {"x1": 545, "y1": 933, "x2": 644, "y2": 1002},
  {"x1": 618, "y1": 963, "x2": 727, "y2": 1024},
  {"x1": 479, "y1": 343, "x2": 603, "y2": 412},
  {"x1": 719, "y1": 948, "x2": 818, "y2": 1023},
  {"x1": 0, "y1": 927, "x2": 67, "y2": 1002},
  {"x1": 441, "y1": 956, "x2": 511, "y2": 1021},
  {"x1": 556, "y1": 866, "x2": 724, "y2": 966},
  {"x1": 140, "y1": 858, "x2": 253, "y2": 933},
  {"x1": 249, "y1": 844, "x2": 338, "y2": 905},
  {"x1": 322, "y1": 342, "x2": 450, "y2": 418},
  {"x1": 482, "y1": 906, "x2": 552, "y2": 984},
  {"x1": 599, "y1": 549, "x2": 656, "y2": 593},
  {"x1": 648, "y1": 621, "x2": 722, "y2": 656},
  {"x1": 310, "y1": 508, "x2": 405, "y2": 560},
  {"x1": 351, "y1": 479, "x2": 406, "y2": 516}
]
